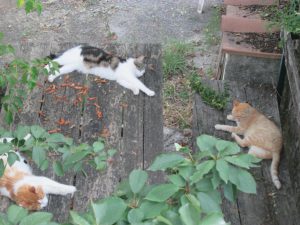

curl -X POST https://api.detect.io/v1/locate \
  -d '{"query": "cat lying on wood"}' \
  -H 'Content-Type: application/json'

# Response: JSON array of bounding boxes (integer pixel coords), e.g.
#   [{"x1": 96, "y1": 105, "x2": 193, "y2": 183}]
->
[
  {"x1": 215, "y1": 100, "x2": 282, "y2": 189},
  {"x1": 0, "y1": 135, "x2": 76, "y2": 210},
  {"x1": 45, "y1": 45, "x2": 155, "y2": 96}
]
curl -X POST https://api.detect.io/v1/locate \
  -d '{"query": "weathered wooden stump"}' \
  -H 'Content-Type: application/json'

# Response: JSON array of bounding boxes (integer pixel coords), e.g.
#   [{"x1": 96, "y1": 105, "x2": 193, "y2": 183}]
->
[
  {"x1": 193, "y1": 80, "x2": 300, "y2": 225},
  {"x1": 0, "y1": 43, "x2": 163, "y2": 222}
]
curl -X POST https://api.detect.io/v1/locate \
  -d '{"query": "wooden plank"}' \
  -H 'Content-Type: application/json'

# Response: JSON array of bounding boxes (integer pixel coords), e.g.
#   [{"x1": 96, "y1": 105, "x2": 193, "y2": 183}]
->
[
  {"x1": 72, "y1": 44, "x2": 163, "y2": 211},
  {"x1": 244, "y1": 84, "x2": 299, "y2": 225},
  {"x1": 192, "y1": 80, "x2": 299, "y2": 225},
  {"x1": 279, "y1": 76, "x2": 300, "y2": 216},
  {"x1": 192, "y1": 80, "x2": 243, "y2": 225}
]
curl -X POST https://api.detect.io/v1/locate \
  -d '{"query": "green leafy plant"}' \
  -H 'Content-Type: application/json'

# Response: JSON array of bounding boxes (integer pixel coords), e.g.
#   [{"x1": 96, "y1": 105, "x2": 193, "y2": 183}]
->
[
  {"x1": 0, "y1": 125, "x2": 116, "y2": 176},
  {"x1": 189, "y1": 71, "x2": 229, "y2": 110},
  {"x1": 162, "y1": 41, "x2": 194, "y2": 78},
  {"x1": 17, "y1": 0, "x2": 43, "y2": 15},
  {"x1": 0, "y1": 33, "x2": 58, "y2": 124},
  {"x1": 267, "y1": 0, "x2": 300, "y2": 34},
  {"x1": 0, "y1": 135, "x2": 260, "y2": 225}
]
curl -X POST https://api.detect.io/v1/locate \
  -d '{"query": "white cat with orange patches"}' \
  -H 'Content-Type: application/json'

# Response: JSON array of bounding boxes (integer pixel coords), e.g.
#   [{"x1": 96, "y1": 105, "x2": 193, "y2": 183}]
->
[
  {"x1": 215, "y1": 100, "x2": 282, "y2": 189},
  {"x1": 0, "y1": 135, "x2": 76, "y2": 210}
]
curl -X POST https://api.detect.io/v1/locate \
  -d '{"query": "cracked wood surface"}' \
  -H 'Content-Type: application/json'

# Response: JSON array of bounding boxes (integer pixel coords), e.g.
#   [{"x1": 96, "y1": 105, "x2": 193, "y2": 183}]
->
[
  {"x1": 193, "y1": 80, "x2": 299, "y2": 225},
  {"x1": 0, "y1": 43, "x2": 163, "y2": 222}
]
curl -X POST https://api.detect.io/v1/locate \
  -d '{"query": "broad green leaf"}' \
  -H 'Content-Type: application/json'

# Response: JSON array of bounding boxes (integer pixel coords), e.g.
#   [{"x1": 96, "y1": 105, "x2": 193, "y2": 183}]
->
[
  {"x1": 196, "y1": 135, "x2": 217, "y2": 152},
  {"x1": 0, "y1": 143, "x2": 11, "y2": 155},
  {"x1": 223, "y1": 182, "x2": 236, "y2": 202},
  {"x1": 32, "y1": 146, "x2": 46, "y2": 168},
  {"x1": 197, "y1": 192, "x2": 221, "y2": 213},
  {"x1": 19, "y1": 212, "x2": 53, "y2": 225},
  {"x1": 129, "y1": 169, "x2": 148, "y2": 194},
  {"x1": 40, "y1": 160, "x2": 49, "y2": 171},
  {"x1": 47, "y1": 133, "x2": 66, "y2": 143},
  {"x1": 7, "y1": 152, "x2": 19, "y2": 166},
  {"x1": 190, "y1": 160, "x2": 215, "y2": 183},
  {"x1": 127, "y1": 208, "x2": 144, "y2": 224},
  {"x1": 211, "y1": 169, "x2": 221, "y2": 189},
  {"x1": 31, "y1": 126, "x2": 46, "y2": 139},
  {"x1": 4, "y1": 110, "x2": 13, "y2": 125},
  {"x1": 179, "y1": 203, "x2": 199, "y2": 225},
  {"x1": 200, "y1": 213, "x2": 229, "y2": 225},
  {"x1": 156, "y1": 215, "x2": 172, "y2": 225},
  {"x1": 15, "y1": 126, "x2": 30, "y2": 140},
  {"x1": 0, "y1": 160, "x2": 5, "y2": 177},
  {"x1": 0, "y1": 214, "x2": 10, "y2": 225},
  {"x1": 145, "y1": 184, "x2": 179, "y2": 202},
  {"x1": 53, "y1": 161, "x2": 64, "y2": 176},
  {"x1": 92, "y1": 197, "x2": 127, "y2": 225},
  {"x1": 168, "y1": 174, "x2": 186, "y2": 187},
  {"x1": 216, "y1": 140, "x2": 240, "y2": 156},
  {"x1": 7, "y1": 204, "x2": 28, "y2": 224},
  {"x1": 228, "y1": 165, "x2": 257, "y2": 194},
  {"x1": 93, "y1": 141, "x2": 105, "y2": 152},
  {"x1": 162, "y1": 210, "x2": 181, "y2": 225},
  {"x1": 148, "y1": 153, "x2": 185, "y2": 171},
  {"x1": 64, "y1": 151, "x2": 89, "y2": 166},
  {"x1": 70, "y1": 211, "x2": 91, "y2": 225},
  {"x1": 225, "y1": 154, "x2": 261, "y2": 169},
  {"x1": 178, "y1": 166, "x2": 194, "y2": 180},
  {"x1": 139, "y1": 201, "x2": 168, "y2": 219},
  {"x1": 186, "y1": 194, "x2": 201, "y2": 212},
  {"x1": 195, "y1": 178, "x2": 213, "y2": 192},
  {"x1": 216, "y1": 159, "x2": 230, "y2": 183}
]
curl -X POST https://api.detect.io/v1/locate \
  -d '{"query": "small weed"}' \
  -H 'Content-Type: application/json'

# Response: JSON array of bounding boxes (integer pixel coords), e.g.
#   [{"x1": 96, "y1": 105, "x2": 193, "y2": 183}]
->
[
  {"x1": 189, "y1": 71, "x2": 229, "y2": 110},
  {"x1": 162, "y1": 41, "x2": 194, "y2": 78},
  {"x1": 203, "y1": 6, "x2": 222, "y2": 46},
  {"x1": 206, "y1": 67, "x2": 214, "y2": 78}
]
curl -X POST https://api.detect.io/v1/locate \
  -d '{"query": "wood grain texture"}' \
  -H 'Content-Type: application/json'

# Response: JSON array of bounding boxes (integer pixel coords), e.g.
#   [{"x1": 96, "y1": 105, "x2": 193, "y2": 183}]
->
[
  {"x1": 0, "y1": 44, "x2": 163, "y2": 222},
  {"x1": 193, "y1": 80, "x2": 299, "y2": 225}
]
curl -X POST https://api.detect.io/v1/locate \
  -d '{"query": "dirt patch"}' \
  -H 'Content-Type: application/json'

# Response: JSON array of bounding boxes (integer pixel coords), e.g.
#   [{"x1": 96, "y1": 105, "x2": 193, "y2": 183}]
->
[
  {"x1": 234, "y1": 32, "x2": 281, "y2": 53},
  {"x1": 239, "y1": 5, "x2": 277, "y2": 21}
]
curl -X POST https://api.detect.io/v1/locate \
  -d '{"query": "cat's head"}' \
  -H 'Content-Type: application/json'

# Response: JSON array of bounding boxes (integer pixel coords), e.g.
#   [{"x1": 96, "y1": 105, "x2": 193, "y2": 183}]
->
[
  {"x1": 134, "y1": 56, "x2": 146, "y2": 71},
  {"x1": 15, "y1": 185, "x2": 48, "y2": 210},
  {"x1": 232, "y1": 100, "x2": 253, "y2": 119}
]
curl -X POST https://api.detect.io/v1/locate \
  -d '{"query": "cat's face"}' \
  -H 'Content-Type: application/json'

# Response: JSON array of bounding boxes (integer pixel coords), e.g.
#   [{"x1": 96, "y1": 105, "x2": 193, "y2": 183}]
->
[
  {"x1": 134, "y1": 56, "x2": 145, "y2": 71},
  {"x1": 232, "y1": 100, "x2": 252, "y2": 119},
  {"x1": 15, "y1": 185, "x2": 47, "y2": 210}
]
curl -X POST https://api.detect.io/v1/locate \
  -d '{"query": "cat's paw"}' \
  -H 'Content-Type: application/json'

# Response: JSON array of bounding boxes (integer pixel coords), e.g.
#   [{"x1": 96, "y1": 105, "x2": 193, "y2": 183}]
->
[
  {"x1": 146, "y1": 90, "x2": 155, "y2": 97},
  {"x1": 231, "y1": 133, "x2": 238, "y2": 139},
  {"x1": 133, "y1": 89, "x2": 140, "y2": 95},
  {"x1": 68, "y1": 186, "x2": 77, "y2": 196},
  {"x1": 227, "y1": 115, "x2": 234, "y2": 120},
  {"x1": 136, "y1": 69, "x2": 145, "y2": 77},
  {"x1": 215, "y1": 124, "x2": 223, "y2": 130},
  {"x1": 48, "y1": 75, "x2": 55, "y2": 82}
]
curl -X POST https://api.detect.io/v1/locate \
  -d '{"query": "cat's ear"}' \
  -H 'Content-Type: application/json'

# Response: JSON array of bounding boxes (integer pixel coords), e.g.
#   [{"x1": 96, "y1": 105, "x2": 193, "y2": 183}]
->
[
  {"x1": 233, "y1": 100, "x2": 240, "y2": 107},
  {"x1": 135, "y1": 55, "x2": 145, "y2": 64},
  {"x1": 29, "y1": 186, "x2": 36, "y2": 194}
]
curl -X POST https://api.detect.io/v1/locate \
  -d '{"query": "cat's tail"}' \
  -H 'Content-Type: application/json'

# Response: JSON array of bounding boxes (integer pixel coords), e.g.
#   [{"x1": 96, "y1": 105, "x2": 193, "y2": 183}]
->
[{"x1": 271, "y1": 152, "x2": 281, "y2": 189}]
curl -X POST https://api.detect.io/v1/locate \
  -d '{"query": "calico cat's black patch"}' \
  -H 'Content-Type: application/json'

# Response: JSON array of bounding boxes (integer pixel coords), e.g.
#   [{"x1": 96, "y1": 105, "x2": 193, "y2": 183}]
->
[{"x1": 81, "y1": 46, "x2": 125, "y2": 70}]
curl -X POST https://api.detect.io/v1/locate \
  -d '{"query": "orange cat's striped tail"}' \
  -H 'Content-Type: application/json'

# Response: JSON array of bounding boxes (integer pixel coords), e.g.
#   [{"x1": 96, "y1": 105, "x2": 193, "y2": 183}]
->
[{"x1": 271, "y1": 152, "x2": 281, "y2": 189}]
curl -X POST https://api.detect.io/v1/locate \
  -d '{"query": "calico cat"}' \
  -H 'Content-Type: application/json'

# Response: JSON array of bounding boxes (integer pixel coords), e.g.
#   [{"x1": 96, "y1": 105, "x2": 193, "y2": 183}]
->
[
  {"x1": 46, "y1": 45, "x2": 155, "y2": 96},
  {"x1": 215, "y1": 100, "x2": 282, "y2": 189},
  {"x1": 0, "y1": 135, "x2": 76, "y2": 210}
]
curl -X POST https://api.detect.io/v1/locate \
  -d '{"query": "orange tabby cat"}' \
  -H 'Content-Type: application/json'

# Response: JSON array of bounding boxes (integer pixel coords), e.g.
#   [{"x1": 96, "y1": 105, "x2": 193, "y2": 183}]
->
[
  {"x1": 0, "y1": 135, "x2": 76, "y2": 210},
  {"x1": 215, "y1": 100, "x2": 282, "y2": 189}
]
